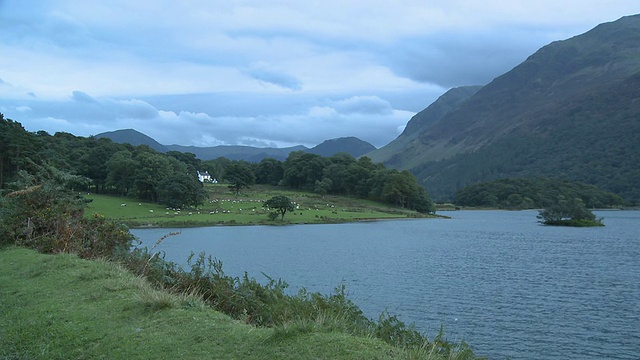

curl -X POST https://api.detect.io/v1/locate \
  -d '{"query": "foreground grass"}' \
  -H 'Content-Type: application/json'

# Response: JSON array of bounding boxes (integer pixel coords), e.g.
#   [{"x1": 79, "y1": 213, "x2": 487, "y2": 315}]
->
[
  {"x1": 86, "y1": 184, "x2": 435, "y2": 227},
  {"x1": 0, "y1": 247, "x2": 467, "y2": 360}
]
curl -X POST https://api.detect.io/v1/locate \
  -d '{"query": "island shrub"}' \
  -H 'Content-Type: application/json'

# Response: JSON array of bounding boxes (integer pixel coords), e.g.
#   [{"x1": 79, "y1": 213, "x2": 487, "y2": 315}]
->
[{"x1": 537, "y1": 196, "x2": 604, "y2": 227}]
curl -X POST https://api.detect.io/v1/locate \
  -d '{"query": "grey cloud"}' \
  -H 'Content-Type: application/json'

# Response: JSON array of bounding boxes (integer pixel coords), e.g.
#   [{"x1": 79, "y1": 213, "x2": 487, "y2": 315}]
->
[
  {"x1": 382, "y1": 29, "x2": 551, "y2": 88},
  {"x1": 331, "y1": 96, "x2": 393, "y2": 115},
  {"x1": 72, "y1": 90, "x2": 97, "y2": 103},
  {"x1": 111, "y1": 99, "x2": 159, "y2": 120},
  {"x1": 68, "y1": 91, "x2": 158, "y2": 120},
  {"x1": 244, "y1": 66, "x2": 302, "y2": 90}
]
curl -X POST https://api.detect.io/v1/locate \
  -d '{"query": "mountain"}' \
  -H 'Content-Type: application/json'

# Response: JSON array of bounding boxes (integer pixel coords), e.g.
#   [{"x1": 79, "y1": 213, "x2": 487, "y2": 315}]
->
[
  {"x1": 95, "y1": 129, "x2": 168, "y2": 153},
  {"x1": 165, "y1": 144, "x2": 307, "y2": 162},
  {"x1": 309, "y1": 137, "x2": 376, "y2": 157},
  {"x1": 96, "y1": 129, "x2": 374, "y2": 162},
  {"x1": 366, "y1": 85, "x2": 482, "y2": 168},
  {"x1": 374, "y1": 14, "x2": 640, "y2": 202}
]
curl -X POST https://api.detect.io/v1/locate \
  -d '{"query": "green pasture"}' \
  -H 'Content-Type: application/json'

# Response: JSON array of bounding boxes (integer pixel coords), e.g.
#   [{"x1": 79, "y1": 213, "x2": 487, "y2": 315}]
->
[{"x1": 85, "y1": 184, "x2": 427, "y2": 227}]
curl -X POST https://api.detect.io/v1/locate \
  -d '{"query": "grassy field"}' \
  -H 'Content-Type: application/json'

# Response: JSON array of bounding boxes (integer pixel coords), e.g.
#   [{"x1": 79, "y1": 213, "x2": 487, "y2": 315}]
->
[
  {"x1": 86, "y1": 184, "x2": 433, "y2": 227},
  {"x1": 0, "y1": 247, "x2": 465, "y2": 359}
]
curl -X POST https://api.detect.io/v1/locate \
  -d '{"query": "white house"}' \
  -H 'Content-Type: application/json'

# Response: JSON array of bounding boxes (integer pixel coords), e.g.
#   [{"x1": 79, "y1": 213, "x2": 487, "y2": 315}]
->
[{"x1": 197, "y1": 171, "x2": 212, "y2": 183}]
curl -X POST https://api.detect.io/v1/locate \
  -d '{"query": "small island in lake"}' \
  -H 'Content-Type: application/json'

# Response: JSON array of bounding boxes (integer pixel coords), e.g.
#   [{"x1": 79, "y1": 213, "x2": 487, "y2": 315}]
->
[{"x1": 537, "y1": 197, "x2": 604, "y2": 227}]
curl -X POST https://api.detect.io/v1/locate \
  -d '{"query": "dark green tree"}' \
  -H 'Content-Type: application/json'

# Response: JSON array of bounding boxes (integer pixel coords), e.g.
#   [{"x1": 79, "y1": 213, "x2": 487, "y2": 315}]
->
[
  {"x1": 78, "y1": 138, "x2": 121, "y2": 193},
  {"x1": 132, "y1": 152, "x2": 173, "y2": 202},
  {"x1": 282, "y1": 151, "x2": 328, "y2": 189},
  {"x1": 264, "y1": 195, "x2": 294, "y2": 221},
  {"x1": 166, "y1": 151, "x2": 201, "y2": 173},
  {"x1": 224, "y1": 162, "x2": 256, "y2": 195},
  {"x1": 106, "y1": 150, "x2": 138, "y2": 196},
  {"x1": 383, "y1": 171, "x2": 417, "y2": 207},
  {"x1": 314, "y1": 178, "x2": 333, "y2": 195},
  {"x1": 0, "y1": 114, "x2": 40, "y2": 189},
  {"x1": 156, "y1": 172, "x2": 206, "y2": 208},
  {"x1": 255, "y1": 158, "x2": 284, "y2": 185},
  {"x1": 537, "y1": 196, "x2": 600, "y2": 225}
]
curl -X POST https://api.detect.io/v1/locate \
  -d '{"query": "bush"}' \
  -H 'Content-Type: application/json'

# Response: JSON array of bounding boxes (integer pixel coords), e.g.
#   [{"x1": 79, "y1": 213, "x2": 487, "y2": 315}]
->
[
  {"x1": 0, "y1": 170, "x2": 134, "y2": 258},
  {"x1": 537, "y1": 196, "x2": 603, "y2": 226}
]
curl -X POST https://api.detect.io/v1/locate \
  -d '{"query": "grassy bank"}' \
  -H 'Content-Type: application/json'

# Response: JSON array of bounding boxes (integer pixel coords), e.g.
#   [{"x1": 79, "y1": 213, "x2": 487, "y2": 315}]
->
[
  {"x1": 86, "y1": 184, "x2": 436, "y2": 227},
  {"x1": 0, "y1": 247, "x2": 471, "y2": 359}
]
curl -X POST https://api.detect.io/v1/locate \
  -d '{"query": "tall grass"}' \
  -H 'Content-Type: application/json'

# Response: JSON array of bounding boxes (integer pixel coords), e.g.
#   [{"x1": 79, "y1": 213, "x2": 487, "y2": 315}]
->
[{"x1": 120, "y1": 244, "x2": 481, "y2": 359}]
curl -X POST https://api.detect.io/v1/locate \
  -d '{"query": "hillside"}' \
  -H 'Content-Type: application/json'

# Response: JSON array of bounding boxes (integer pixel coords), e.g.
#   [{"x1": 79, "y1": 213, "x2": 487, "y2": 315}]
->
[
  {"x1": 366, "y1": 86, "x2": 482, "y2": 168},
  {"x1": 376, "y1": 14, "x2": 640, "y2": 202},
  {"x1": 94, "y1": 129, "x2": 168, "y2": 153},
  {"x1": 309, "y1": 136, "x2": 376, "y2": 157}
]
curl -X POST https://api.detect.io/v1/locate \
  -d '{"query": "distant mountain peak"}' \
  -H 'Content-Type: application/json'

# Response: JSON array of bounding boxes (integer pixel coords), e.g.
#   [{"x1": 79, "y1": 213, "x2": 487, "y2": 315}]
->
[
  {"x1": 96, "y1": 130, "x2": 375, "y2": 162},
  {"x1": 95, "y1": 129, "x2": 168, "y2": 153},
  {"x1": 309, "y1": 137, "x2": 376, "y2": 157}
]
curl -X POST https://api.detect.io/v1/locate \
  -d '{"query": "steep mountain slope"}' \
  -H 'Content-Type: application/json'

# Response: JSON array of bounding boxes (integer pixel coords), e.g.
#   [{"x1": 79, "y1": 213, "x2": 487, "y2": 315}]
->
[
  {"x1": 380, "y1": 14, "x2": 640, "y2": 202},
  {"x1": 309, "y1": 137, "x2": 376, "y2": 157},
  {"x1": 366, "y1": 85, "x2": 481, "y2": 168},
  {"x1": 95, "y1": 129, "x2": 168, "y2": 153}
]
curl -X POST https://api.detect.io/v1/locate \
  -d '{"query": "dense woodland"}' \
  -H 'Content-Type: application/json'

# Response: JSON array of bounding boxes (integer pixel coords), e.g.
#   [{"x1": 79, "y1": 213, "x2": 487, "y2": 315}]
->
[
  {"x1": 0, "y1": 114, "x2": 434, "y2": 213},
  {"x1": 455, "y1": 177, "x2": 625, "y2": 209}
]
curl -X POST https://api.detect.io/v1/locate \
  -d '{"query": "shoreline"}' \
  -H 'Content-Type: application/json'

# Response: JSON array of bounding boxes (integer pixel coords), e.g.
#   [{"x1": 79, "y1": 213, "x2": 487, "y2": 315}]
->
[{"x1": 126, "y1": 213, "x2": 449, "y2": 229}]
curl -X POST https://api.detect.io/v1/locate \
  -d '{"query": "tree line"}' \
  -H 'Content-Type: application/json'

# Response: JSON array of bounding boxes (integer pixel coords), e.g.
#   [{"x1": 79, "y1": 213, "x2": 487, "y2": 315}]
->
[
  {"x1": 0, "y1": 114, "x2": 434, "y2": 213},
  {"x1": 455, "y1": 177, "x2": 625, "y2": 209}
]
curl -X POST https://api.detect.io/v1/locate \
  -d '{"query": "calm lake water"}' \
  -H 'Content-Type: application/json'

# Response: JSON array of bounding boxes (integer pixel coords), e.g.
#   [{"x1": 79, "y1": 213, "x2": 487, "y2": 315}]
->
[{"x1": 132, "y1": 210, "x2": 640, "y2": 360}]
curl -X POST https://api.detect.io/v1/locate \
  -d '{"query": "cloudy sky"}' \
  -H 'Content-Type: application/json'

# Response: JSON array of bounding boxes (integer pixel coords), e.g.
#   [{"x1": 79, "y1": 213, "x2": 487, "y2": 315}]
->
[{"x1": 1, "y1": 1, "x2": 638, "y2": 148}]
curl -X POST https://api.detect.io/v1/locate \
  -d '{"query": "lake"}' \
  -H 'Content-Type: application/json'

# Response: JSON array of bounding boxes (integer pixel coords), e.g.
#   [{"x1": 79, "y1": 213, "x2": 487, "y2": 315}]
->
[{"x1": 131, "y1": 210, "x2": 640, "y2": 360}]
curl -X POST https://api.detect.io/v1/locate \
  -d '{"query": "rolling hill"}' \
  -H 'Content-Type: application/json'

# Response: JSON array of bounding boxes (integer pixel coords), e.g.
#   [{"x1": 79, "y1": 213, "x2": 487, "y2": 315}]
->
[
  {"x1": 95, "y1": 130, "x2": 376, "y2": 162},
  {"x1": 370, "y1": 14, "x2": 640, "y2": 202},
  {"x1": 94, "y1": 129, "x2": 168, "y2": 153},
  {"x1": 308, "y1": 136, "x2": 376, "y2": 157}
]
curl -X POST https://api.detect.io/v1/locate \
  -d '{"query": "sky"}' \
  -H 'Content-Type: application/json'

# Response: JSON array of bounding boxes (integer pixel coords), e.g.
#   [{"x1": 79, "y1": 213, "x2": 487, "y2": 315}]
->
[{"x1": 1, "y1": 1, "x2": 638, "y2": 149}]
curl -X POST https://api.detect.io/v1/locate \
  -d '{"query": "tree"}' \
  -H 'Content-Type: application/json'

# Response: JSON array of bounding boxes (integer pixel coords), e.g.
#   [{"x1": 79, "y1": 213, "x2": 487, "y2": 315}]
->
[
  {"x1": 132, "y1": 152, "x2": 173, "y2": 202},
  {"x1": 264, "y1": 195, "x2": 294, "y2": 221},
  {"x1": 166, "y1": 151, "x2": 201, "y2": 173},
  {"x1": 314, "y1": 178, "x2": 333, "y2": 195},
  {"x1": 537, "y1": 196, "x2": 602, "y2": 226},
  {"x1": 282, "y1": 151, "x2": 328, "y2": 189},
  {"x1": 106, "y1": 150, "x2": 138, "y2": 196},
  {"x1": 157, "y1": 172, "x2": 207, "y2": 208},
  {"x1": 78, "y1": 138, "x2": 121, "y2": 193},
  {"x1": 0, "y1": 115, "x2": 40, "y2": 189},
  {"x1": 255, "y1": 158, "x2": 284, "y2": 185},
  {"x1": 224, "y1": 162, "x2": 256, "y2": 195}
]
